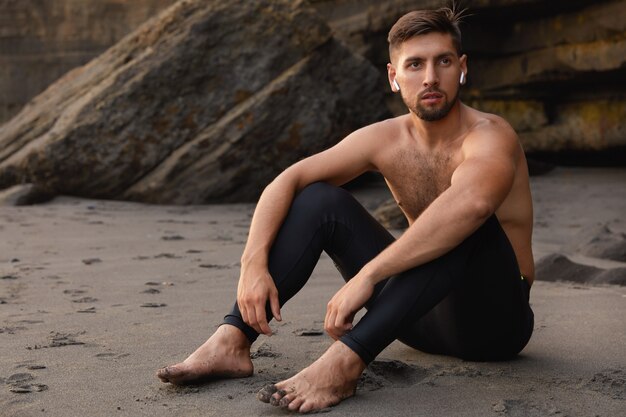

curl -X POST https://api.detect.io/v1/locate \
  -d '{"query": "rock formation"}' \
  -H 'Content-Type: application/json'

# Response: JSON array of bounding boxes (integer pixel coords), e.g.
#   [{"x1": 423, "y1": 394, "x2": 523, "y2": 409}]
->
[
  {"x1": 535, "y1": 253, "x2": 626, "y2": 286},
  {"x1": 0, "y1": 0, "x2": 178, "y2": 124},
  {"x1": 313, "y1": 0, "x2": 626, "y2": 155},
  {"x1": 0, "y1": 0, "x2": 624, "y2": 204},
  {"x1": 0, "y1": 0, "x2": 388, "y2": 203}
]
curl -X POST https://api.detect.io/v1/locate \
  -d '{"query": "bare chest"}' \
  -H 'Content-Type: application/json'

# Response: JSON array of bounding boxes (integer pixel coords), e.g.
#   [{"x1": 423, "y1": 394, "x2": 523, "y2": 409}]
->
[{"x1": 380, "y1": 149, "x2": 460, "y2": 221}]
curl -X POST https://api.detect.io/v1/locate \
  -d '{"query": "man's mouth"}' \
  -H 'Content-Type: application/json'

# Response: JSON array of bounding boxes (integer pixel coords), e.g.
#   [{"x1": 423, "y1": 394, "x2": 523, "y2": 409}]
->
[
  {"x1": 419, "y1": 91, "x2": 444, "y2": 105},
  {"x1": 420, "y1": 92, "x2": 443, "y2": 100}
]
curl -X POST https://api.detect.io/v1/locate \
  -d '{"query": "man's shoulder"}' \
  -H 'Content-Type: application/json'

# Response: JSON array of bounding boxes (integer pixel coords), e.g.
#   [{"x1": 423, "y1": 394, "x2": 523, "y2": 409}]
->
[{"x1": 462, "y1": 105, "x2": 518, "y2": 148}]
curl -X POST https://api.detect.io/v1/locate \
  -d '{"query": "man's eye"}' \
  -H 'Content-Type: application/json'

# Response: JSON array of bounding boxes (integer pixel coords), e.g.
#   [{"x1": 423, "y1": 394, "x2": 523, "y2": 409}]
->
[
  {"x1": 440, "y1": 58, "x2": 451, "y2": 65},
  {"x1": 410, "y1": 62, "x2": 421, "y2": 69}
]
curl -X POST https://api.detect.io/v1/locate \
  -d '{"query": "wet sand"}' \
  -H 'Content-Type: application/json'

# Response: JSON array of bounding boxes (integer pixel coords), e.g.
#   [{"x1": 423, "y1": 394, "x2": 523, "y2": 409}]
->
[{"x1": 1, "y1": 167, "x2": 624, "y2": 416}]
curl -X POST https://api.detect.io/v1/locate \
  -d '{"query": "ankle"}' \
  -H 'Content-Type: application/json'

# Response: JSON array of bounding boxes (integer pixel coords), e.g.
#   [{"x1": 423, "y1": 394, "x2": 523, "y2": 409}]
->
[
  {"x1": 331, "y1": 342, "x2": 366, "y2": 377},
  {"x1": 215, "y1": 324, "x2": 251, "y2": 350}
]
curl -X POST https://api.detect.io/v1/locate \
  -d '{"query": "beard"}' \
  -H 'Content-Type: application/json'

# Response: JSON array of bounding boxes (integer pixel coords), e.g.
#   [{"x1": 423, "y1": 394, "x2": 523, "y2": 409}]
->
[{"x1": 406, "y1": 87, "x2": 459, "y2": 122}]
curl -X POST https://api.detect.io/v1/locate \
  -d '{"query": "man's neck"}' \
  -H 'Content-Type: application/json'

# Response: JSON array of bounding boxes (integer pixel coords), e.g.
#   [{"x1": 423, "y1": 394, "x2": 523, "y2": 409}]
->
[{"x1": 408, "y1": 101, "x2": 464, "y2": 149}]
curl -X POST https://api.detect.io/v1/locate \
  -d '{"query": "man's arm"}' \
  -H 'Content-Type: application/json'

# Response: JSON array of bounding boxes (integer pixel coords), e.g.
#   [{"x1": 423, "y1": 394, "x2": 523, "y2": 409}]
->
[
  {"x1": 325, "y1": 123, "x2": 520, "y2": 338},
  {"x1": 237, "y1": 123, "x2": 384, "y2": 336}
]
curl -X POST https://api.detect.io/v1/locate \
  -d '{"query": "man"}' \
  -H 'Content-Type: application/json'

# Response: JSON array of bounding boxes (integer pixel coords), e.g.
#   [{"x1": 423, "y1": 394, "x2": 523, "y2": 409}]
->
[{"x1": 157, "y1": 6, "x2": 535, "y2": 413}]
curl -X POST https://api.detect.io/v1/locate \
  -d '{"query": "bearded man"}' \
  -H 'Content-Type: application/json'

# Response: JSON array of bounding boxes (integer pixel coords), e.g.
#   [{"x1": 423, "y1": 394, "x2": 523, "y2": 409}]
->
[{"x1": 157, "y1": 6, "x2": 535, "y2": 413}]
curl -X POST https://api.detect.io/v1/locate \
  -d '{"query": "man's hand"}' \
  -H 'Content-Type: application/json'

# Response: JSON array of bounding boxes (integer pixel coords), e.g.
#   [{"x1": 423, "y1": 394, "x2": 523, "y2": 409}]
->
[
  {"x1": 324, "y1": 273, "x2": 375, "y2": 340},
  {"x1": 237, "y1": 262, "x2": 281, "y2": 336}
]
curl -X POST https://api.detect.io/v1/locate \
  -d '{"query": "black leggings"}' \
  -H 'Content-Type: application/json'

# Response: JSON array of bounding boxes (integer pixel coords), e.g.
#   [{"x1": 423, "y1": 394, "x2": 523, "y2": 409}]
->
[{"x1": 224, "y1": 182, "x2": 534, "y2": 364}]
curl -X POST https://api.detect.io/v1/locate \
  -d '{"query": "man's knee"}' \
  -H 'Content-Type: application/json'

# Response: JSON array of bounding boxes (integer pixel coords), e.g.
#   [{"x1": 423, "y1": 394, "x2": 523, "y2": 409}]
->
[{"x1": 292, "y1": 182, "x2": 352, "y2": 216}]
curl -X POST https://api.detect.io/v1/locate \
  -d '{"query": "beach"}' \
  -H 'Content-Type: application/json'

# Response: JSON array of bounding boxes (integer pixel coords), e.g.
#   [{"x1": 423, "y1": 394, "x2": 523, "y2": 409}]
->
[{"x1": 1, "y1": 167, "x2": 625, "y2": 417}]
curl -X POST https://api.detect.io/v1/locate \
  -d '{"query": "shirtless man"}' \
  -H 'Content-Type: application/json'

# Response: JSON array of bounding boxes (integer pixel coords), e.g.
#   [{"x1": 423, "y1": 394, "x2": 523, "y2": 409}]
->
[{"x1": 157, "y1": 7, "x2": 535, "y2": 413}]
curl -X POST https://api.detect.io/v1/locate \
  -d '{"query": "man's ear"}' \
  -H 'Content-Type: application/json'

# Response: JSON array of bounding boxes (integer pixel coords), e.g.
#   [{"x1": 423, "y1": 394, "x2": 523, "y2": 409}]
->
[
  {"x1": 459, "y1": 54, "x2": 468, "y2": 79},
  {"x1": 387, "y1": 63, "x2": 399, "y2": 92}
]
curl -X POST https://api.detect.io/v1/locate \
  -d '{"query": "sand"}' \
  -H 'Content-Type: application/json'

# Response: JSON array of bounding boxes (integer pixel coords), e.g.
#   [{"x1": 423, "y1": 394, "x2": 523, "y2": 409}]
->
[{"x1": 1, "y1": 167, "x2": 625, "y2": 416}]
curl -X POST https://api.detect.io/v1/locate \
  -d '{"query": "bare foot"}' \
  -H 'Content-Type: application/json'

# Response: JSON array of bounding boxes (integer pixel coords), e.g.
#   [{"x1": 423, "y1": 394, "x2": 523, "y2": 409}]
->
[
  {"x1": 257, "y1": 341, "x2": 366, "y2": 413},
  {"x1": 156, "y1": 324, "x2": 253, "y2": 385}
]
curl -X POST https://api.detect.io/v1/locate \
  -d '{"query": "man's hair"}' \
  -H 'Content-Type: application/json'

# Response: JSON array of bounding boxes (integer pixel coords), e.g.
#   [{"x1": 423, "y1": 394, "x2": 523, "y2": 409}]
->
[{"x1": 388, "y1": 6, "x2": 464, "y2": 59}]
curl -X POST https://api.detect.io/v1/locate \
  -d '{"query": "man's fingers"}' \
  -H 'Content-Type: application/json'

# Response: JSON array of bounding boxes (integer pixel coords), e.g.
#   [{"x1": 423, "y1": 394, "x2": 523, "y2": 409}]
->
[
  {"x1": 325, "y1": 306, "x2": 339, "y2": 339},
  {"x1": 334, "y1": 309, "x2": 353, "y2": 333},
  {"x1": 269, "y1": 291, "x2": 282, "y2": 322},
  {"x1": 324, "y1": 309, "x2": 331, "y2": 333},
  {"x1": 255, "y1": 305, "x2": 272, "y2": 336},
  {"x1": 247, "y1": 307, "x2": 264, "y2": 335}
]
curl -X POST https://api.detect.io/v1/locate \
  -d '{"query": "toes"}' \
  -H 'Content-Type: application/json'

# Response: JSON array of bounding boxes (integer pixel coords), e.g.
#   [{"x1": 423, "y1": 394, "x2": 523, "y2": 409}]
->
[
  {"x1": 299, "y1": 399, "x2": 335, "y2": 414},
  {"x1": 269, "y1": 389, "x2": 287, "y2": 406},
  {"x1": 299, "y1": 401, "x2": 314, "y2": 414},
  {"x1": 256, "y1": 384, "x2": 278, "y2": 403},
  {"x1": 287, "y1": 397, "x2": 305, "y2": 412},
  {"x1": 156, "y1": 366, "x2": 178, "y2": 382},
  {"x1": 156, "y1": 368, "x2": 169, "y2": 382},
  {"x1": 278, "y1": 393, "x2": 295, "y2": 407}
]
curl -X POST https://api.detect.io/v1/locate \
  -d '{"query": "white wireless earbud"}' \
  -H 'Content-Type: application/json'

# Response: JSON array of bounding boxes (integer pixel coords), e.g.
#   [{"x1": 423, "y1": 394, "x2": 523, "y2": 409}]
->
[
  {"x1": 392, "y1": 79, "x2": 400, "y2": 91},
  {"x1": 460, "y1": 72, "x2": 466, "y2": 85}
]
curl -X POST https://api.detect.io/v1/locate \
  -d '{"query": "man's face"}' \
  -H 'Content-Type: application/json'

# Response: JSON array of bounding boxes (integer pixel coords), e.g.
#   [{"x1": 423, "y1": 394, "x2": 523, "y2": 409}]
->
[{"x1": 388, "y1": 32, "x2": 467, "y2": 122}]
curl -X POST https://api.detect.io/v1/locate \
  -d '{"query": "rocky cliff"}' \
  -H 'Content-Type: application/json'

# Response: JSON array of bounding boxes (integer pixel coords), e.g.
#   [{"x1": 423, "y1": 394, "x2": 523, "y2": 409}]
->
[
  {"x1": 0, "y1": 0, "x2": 624, "y2": 204},
  {"x1": 0, "y1": 0, "x2": 177, "y2": 124},
  {"x1": 0, "y1": 0, "x2": 388, "y2": 203}
]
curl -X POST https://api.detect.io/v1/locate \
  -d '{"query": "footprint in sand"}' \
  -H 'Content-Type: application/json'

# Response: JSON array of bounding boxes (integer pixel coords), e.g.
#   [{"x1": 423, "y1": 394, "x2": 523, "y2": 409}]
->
[
  {"x1": 63, "y1": 289, "x2": 86, "y2": 296},
  {"x1": 140, "y1": 303, "x2": 167, "y2": 308},
  {"x1": 72, "y1": 297, "x2": 98, "y2": 303},
  {"x1": 1, "y1": 274, "x2": 19, "y2": 280},
  {"x1": 492, "y1": 399, "x2": 563, "y2": 417},
  {"x1": 5, "y1": 373, "x2": 48, "y2": 394},
  {"x1": 583, "y1": 368, "x2": 625, "y2": 399},
  {"x1": 95, "y1": 352, "x2": 130, "y2": 360},
  {"x1": 145, "y1": 281, "x2": 174, "y2": 287},
  {"x1": 293, "y1": 328, "x2": 324, "y2": 336},
  {"x1": 154, "y1": 253, "x2": 182, "y2": 259},
  {"x1": 366, "y1": 360, "x2": 427, "y2": 386},
  {"x1": 27, "y1": 331, "x2": 86, "y2": 350},
  {"x1": 9, "y1": 384, "x2": 49, "y2": 393},
  {"x1": 161, "y1": 235, "x2": 185, "y2": 241},
  {"x1": 251, "y1": 343, "x2": 281, "y2": 359},
  {"x1": 0, "y1": 326, "x2": 27, "y2": 334},
  {"x1": 357, "y1": 360, "x2": 428, "y2": 392},
  {"x1": 198, "y1": 263, "x2": 233, "y2": 270}
]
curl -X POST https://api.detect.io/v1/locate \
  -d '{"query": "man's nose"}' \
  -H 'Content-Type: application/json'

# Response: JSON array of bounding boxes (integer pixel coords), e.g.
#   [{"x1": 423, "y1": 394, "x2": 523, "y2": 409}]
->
[{"x1": 423, "y1": 63, "x2": 439, "y2": 88}]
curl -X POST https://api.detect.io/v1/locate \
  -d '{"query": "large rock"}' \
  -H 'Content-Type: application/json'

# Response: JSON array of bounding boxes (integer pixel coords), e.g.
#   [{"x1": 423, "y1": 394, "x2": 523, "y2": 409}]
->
[
  {"x1": 469, "y1": 38, "x2": 626, "y2": 90},
  {"x1": 2, "y1": 0, "x2": 624, "y2": 165},
  {"x1": 520, "y1": 100, "x2": 626, "y2": 152},
  {"x1": 463, "y1": 0, "x2": 626, "y2": 54},
  {"x1": 0, "y1": 184, "x2": 54, "y2": 206},
  {"x1": 535, "y1": 253, "x2": 626, "y2": 286},
  {"x1": 0, "y1": 0, "x2": 388, "y2": 203},
  {"x1": 0, "y1": 0, "x2": 177, "y2": 124}
]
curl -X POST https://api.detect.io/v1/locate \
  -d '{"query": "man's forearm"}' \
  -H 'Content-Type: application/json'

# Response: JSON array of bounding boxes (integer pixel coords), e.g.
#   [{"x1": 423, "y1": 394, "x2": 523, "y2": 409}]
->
[
  {"x1": 240, "y1": 173, "x2": 299, "y2": 267},
  {"x1": 361, "y1": 187, "x2": 492, "y2": 284}
]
